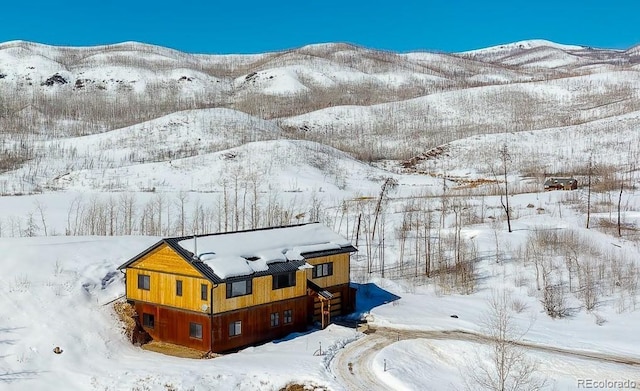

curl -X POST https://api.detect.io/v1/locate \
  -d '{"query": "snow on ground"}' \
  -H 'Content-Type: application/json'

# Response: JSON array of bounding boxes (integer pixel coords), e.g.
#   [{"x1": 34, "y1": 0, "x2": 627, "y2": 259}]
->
[
  {"x1": 279, "y1": 70, "x2": 640, "y2": 149},
  {"x1": 2, "y1": 38, "x2": 640, "y2": 391},
  {"x1": 0, "y1": 235, "x2": 360, "y2": 391},
  {"x1": 463, "y1": 39, "x2": 585, "y2": 55},
  {"x1": 234, "y1": 67, "x2": 310, "y2": 95},
  {"x1": 41, "y1": 139, "x2": 439, "y2": 194},
  {"x1": 374, "y1": 339, "x2": 639, "y2": 391},
  {"x1": 1, "y1": 177, "x2": 638, "y2": 390},
  {"x1": 413, "y1": 109, "x2": 640, "y2": 177},
  {"x1": 354, "y1": 187, "x2": 640, "y2": 390}
]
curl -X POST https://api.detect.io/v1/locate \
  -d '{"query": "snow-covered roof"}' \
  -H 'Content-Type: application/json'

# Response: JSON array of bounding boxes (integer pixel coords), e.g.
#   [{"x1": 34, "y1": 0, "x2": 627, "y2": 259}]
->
[{"x1": 175, "y1": 223, "x2": 354, "y2": 280}]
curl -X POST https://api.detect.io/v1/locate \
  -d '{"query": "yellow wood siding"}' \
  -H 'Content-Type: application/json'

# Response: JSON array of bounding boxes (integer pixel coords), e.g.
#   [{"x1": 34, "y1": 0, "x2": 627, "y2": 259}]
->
[
  {"x1": 125, "y1": 243, "x2": 211, "y2": 312},
  {"x1": 126, "y1": 269, "x2": 211, "y2": 312},
  {"x1": 130, "y1": 244, "x2": 202, "y2": 277},
  {"x1": 213, "y1": 270, "x2": 306, "y2": 314},
  {"x1": 305, "y1": 253, "x2": 350, "y2": 288}
]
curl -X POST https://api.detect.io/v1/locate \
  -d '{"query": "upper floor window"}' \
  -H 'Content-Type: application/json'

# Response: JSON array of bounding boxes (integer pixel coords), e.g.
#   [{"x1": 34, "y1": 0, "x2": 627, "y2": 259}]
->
[
  {"x1": 138, "y1": 274, "x2": 150, "y2": 290},
  {"x1": 312, "y1": 263, "x2": 333, "y2": 278},
  {"x1": 201, "y1": 284, "x2": 208, "y2": 301},
  {"x1": 272, "y1": 272, "x2": 296, "y2": 290},
  {"x1": 176, "y1": 280, "x2": 183, "y2": 297},
  {"x1": 226, "y1": 279, "x2": 252, "y2": 298}
]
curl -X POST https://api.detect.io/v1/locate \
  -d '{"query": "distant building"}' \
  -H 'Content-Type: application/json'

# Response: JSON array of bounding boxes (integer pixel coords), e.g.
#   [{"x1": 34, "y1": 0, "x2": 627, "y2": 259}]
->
[
  {"x1": 118, "y1": 223, "x2": 357, "y2": 353},
  {"x1": 544, "y1": 177, "x2": 578, "y2": 191}
]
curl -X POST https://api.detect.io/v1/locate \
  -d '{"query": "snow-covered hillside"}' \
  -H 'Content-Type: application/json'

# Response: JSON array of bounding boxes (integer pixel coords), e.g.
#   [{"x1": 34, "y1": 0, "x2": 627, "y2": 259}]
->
[{"x1": 1, "y1": 38, "x2": 640, "y2": 391}]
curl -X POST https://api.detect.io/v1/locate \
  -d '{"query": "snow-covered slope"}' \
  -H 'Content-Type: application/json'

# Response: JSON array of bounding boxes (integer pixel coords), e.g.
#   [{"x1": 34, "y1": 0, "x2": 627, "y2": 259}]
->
[
  {"x1": 2, "y1": 38, "x2": 640, "y2": 391},
  {"x1": 46, "y1": 139, "x2": 405, "y2": 193},
  {"x1": 464, "y1": 39, "x2": 585, "y2": 55}
]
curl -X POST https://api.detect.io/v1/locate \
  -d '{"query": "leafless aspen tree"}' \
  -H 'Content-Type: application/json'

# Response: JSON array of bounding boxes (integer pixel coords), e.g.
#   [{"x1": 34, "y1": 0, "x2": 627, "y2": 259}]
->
[{"x1": 465, "y1": 291, "x2": 546, "y2": 391}]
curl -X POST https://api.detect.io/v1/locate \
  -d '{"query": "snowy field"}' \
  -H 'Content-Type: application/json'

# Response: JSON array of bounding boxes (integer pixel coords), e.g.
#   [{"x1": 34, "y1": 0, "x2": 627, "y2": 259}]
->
[
  {"x1": 1, "y1": 179, "x2": 639, "y2": 390},
  {"x1": 1, "y1": 39, "x2": 640, "y2": 390}
]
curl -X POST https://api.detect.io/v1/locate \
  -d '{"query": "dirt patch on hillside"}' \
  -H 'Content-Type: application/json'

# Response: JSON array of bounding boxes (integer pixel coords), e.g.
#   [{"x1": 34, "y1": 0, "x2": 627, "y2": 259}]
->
[
  {"x1": 142, "y1": 341, "x2": 219, "y2": 359},
  {"x1": 279, "y1": 383, "x2": 327, "y2": 391},
  {"x1": 113, "y1": 301, "x2": 137, "y2": 339}
]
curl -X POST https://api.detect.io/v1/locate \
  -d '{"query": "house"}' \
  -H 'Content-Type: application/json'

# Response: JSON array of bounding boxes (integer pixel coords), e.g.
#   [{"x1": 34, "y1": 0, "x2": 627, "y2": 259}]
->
[
  {"x1": 544, "y1": 177, "x2": 578, "y2": 191},
  {"x1": 117, "y1": 223, "x2": 357, "y2": 353}
]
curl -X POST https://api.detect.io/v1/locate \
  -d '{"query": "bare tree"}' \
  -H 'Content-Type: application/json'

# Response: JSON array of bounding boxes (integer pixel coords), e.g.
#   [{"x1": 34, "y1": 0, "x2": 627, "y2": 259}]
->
[
  {"x1": 24, "y1": 213, "x2": 39, "y2": 237},
  {"x1": 176, "y1": 191, "x2": 189, "y2": 236},
  {"x1": 499, "y1": 144, "x2": 512, "y2": 233},
  {"x1": 617, "y1": 179, "x2": 624, "y2": 237},
  {"x1": 371, "y1": 177, "x2": 398, "y2": 241},
  {"x1": 465, "y1": 291, "x2": 546, "y2": 391},
  {"x1": 586, "y1": 155, "x2": 594, "y2": 229},
  {"x1": 35, "y1": 201, "x2": 48, "y2": 236}
]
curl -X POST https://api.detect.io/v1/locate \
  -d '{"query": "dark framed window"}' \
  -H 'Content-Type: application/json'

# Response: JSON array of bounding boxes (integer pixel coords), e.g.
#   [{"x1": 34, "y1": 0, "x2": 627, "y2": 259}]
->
[
  {"x1": 138, "y1": 274, "x2": 150, "y2": 290},
  {"x1": 189, "y1": 322, "x2": 203, "y2": 339},
  {"x1": 142, "y1": 313, "x2": 154, "y2": 328},
  {"x1": 226, "y1": 279, "x2": 253, "y2": 298},
  {"x1": 272, "y1": 272, "x2": 296, "y2": 290},
  {"x1": 270, "y1": 312, "x2": 280, "y2": 327},
  {"x1": 201, "y1": 284, "x2": 208, "y2": 301},
  {"x1": 229, "y1": 321, "x2": 242, "y2": 337},
  {"x1": 176, "y1": 280, "x2": 183, "y2": 297},
  {"x1": 312, "y1": 262, "x2": 333, "y2": 278},
  {"x1": 283, "y1": 309, "x2": 293, "y2": 324}
]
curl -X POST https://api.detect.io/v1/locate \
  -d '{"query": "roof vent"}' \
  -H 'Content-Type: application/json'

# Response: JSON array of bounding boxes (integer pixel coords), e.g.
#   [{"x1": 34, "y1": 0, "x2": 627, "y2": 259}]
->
[{"x1": 193, "y1": 235, "x2": 199, "y2": 261}]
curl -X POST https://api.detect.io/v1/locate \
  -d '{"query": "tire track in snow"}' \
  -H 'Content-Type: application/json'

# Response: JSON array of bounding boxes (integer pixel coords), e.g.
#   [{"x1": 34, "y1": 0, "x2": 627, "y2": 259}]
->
[{"x1": 330, "y1": 327, "x2": 640, "y2": 391}]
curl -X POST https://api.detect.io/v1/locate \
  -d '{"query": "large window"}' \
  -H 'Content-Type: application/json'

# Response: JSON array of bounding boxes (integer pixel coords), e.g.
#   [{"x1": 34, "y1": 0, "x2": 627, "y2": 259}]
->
[
  {"x1": 229, "y1": 321, "x2": 242, "y2": 337},
  {"x1": 201, "y1": 284, "x2": 208, "y2": 301},
  {"x1": 138, "y1": 274, "x2": 150, "y2": 290},
  {"x1": 283, "y1": 309, "x2": 293, "y2": 324},
  {"x1": 226, "y1": 279, "x2": 253, "y2": 298},
  {"x1": 312, "y1": 263, "x2": 333, "y2": 278},
  {"x1": 270, "y1": 312, "x2": 280, "y2": 327},
  {"x1": 142, "y1": 313, "x2": 154, "y2": 328},
  {"x1": 189, "y1": 322, "x2": 202, "y2": 339},
  {"x1": 272, "y1": 272, "x2": 296, "y2": 290},
  {"x1": 176, "y1": 280, "x2": 183, "y2": 297}
]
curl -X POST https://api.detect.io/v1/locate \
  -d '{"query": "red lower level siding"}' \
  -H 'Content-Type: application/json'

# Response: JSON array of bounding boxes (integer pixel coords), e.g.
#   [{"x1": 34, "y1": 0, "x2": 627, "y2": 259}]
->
[
  {"x1": 131, "y1": 286, "x2": 355, "y2": 353},
  {"x1": 133, "y1": 297, "x2": 309, "y2": 353},
  {"x1": 211, "y1": 296, "x2": 308, "y2": 353},
  {"x1": 133, "y1": 302, "x2": 211, "y2": 351}
]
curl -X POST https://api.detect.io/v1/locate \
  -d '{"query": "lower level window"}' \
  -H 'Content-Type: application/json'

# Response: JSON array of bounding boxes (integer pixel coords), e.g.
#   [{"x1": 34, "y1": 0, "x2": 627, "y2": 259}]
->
[
  {"x1": 283, "y1": 309, "x2": 293, "y2": 324},
  {"x1": 229, "y1": 320, "x2": 242, "y2": 337},
  {"x1": 189, "y1": 322, "x2": 203, "y2": 339},
  {"x1": 142, "y1": 313, "x2": 154, "y2": 328},
  {"x1": 270, "y1": 312, "x2": 280, "y2": 327}
]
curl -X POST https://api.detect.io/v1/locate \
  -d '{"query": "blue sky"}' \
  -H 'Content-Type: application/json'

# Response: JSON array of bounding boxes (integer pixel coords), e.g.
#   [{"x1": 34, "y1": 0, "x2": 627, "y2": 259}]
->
[{"x1": 1, "y1": 1, "x2": 637, "y2": 54}]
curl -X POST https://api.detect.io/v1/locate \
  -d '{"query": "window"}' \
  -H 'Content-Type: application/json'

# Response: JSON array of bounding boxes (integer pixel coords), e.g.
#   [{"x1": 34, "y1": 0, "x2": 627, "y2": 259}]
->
[
  {"x1": 176, "y1": 280, "x2": 183, "y2": 297},
  {"x1": 272, "y1": 272, "x2": 296, "y2": 290},
  {"x1": 270, "y1": 312, "x2": 280, "y2": 327},
  {"x1": 142, "y1": 313, "x2": 154, "y2": 328},
  {"x1": 283, "y1": 309, "x2": 293, "y2": 324},
  {"x1": 201, "y1": 284, "x2": 208, "y2": 301},
  {"x1": 226, "y1": 279, "x2": 253, "y2": 298},
  {"x1": 312, "y1": 263, "x2": 333, "y2": 278},
  {"x1": 189, "y1": 322, "x2": 202, "y2": 339},
  {"x1": 138, "y1": 274, "x2": 150, "y2": 290},
  {"x1": 229, "y1": 321, "x2": 242, "y2": 337}
]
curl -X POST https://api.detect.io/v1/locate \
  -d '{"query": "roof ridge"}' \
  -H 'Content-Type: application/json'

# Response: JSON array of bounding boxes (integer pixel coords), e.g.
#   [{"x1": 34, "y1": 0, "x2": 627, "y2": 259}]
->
[{"x1": 163, "y1": 221, "x2": 320, "y2": 241}]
